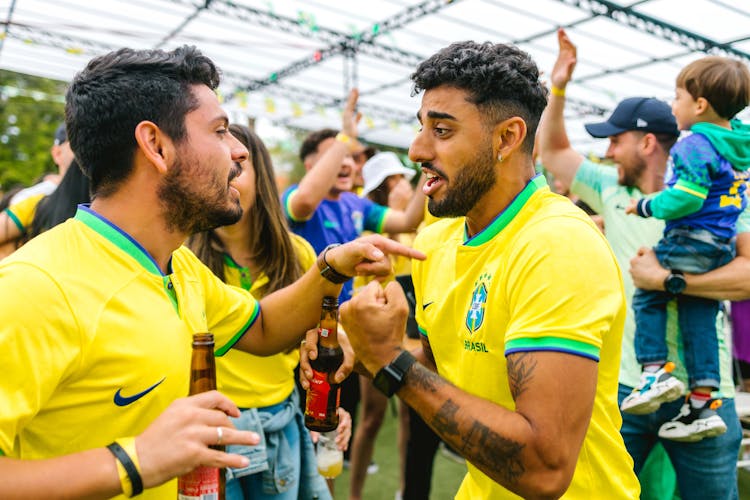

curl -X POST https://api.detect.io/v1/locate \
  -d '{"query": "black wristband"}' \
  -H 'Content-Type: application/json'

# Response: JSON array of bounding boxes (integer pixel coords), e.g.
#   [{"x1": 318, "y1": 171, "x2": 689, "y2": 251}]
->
[
  {"x1": 107, "y1": 441, "x2": 144, "y2": 497},
  {"x1": 317, "y1": 243, "x2": 351, "y2": 284}
]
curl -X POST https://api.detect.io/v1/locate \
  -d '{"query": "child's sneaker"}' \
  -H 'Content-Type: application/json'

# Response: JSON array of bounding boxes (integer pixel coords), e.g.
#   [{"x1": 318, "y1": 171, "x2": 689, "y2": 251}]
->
[
  {"x1": 620, "y1": 362, "x2": 685, "y2": 415},
  {"x1": 658, "y1": 397, "x2": 727, "y2": 442}
]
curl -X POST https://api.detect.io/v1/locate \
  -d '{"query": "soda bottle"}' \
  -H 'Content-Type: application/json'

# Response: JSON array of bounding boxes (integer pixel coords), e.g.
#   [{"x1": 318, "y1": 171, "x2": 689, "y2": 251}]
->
[
  {"x1": 178, "y1": 333, "x2": 225, "y2": 500},
  {"x1": 304, "y1": 296, "x2": 344, "y2": 432}
]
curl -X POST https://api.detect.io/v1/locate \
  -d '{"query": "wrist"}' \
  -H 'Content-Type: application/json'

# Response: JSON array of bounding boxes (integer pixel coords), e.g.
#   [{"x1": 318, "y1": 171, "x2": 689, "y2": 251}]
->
[
  {"x1": 317, "y1": 244, "x2": 352, "y2": 285},
  {"x1": 335, "y1": 132, "x2": 359, "y2": 152},
  {"x1": 373, "y1": 349, "x2": 417, "y2": 396},
  {"x1": 550, "y1": 85, "x2": 566, "y2": 97},
  {"x1": 107, "y1": 438, "x2": 143, "y2": 497}
]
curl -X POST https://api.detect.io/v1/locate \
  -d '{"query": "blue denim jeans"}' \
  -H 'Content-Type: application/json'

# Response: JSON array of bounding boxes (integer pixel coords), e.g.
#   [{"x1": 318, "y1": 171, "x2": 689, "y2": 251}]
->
[
  {"x1": 618, "y1": 384, "x2": 741, "y2": 500},
  {"x1": 633, "y1": 228, "x2": 734, "y2": 388},
  {"x1": 225, "y1": 388, "x2": 331, "y2": 500}
]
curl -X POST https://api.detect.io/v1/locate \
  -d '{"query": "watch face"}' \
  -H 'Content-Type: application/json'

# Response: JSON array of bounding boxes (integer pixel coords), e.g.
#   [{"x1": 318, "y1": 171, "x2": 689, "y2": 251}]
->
[{"x1": 666, "y1": 274, "x2": 686, "y2": 294}]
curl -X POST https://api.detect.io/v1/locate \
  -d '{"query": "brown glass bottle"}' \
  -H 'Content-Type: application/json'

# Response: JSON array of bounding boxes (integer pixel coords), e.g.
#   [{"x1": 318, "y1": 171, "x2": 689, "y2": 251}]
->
[
  {"x1": 305, "y1": 296, "x2": 344, "y2": 432},
  {"x1": 177, "y1": 333, "x2": 225, "y2": 500}
]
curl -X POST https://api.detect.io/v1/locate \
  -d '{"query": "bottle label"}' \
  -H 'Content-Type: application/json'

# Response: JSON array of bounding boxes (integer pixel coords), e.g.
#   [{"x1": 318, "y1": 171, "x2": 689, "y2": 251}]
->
[
  {"x1": 306, "y1": 369, "x2": 335, "y2": 419},
  {"x1": 319, "y1": 327, "x2": 330, "y2": 338},
  {"x1": 178, "y1": 466, "x2": 221, "y2": 500}
]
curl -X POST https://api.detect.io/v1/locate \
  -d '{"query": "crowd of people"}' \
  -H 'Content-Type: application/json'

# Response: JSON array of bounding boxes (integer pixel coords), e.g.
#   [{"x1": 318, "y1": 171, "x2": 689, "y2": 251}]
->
[{"x1": 0, "y1": 23, "x2": 749, "y2": 500}]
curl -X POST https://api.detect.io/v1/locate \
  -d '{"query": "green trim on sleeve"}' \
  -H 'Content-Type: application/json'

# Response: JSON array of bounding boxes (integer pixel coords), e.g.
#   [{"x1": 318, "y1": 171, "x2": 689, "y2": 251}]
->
[
  {"x1": 505, "y1": 336, "x2": 600, "y2": 361},
  {"x1": 215, "y1": 300, "x2": 261, "y2": 356},
  {"x1": 649, "y1": 183, "x2": 706, "y2": 220},
  {"x1": 673, "y1": 179, "x2": 709, "y2": 199},
  {"x1": 0, "y1": 447, "x2": 4, "y2": 456},
  {"x1": 284, "y1": 188, "x2": 311, "y2": 223},
  {"x1": 375, "y1": 207, "x2": 390, "y2": 234},
  {"x1": 418, "y1": 325, "x2": 428, "y2": 337},
  {"x1": 4, "y1": 208, "x2": 23, "y2": 232}
]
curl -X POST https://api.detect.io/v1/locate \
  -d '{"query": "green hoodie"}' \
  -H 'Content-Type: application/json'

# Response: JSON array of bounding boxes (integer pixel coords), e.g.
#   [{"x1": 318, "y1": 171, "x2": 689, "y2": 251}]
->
[{"x1": 691, "y1": 119, "x2": 750, "y2": 171}]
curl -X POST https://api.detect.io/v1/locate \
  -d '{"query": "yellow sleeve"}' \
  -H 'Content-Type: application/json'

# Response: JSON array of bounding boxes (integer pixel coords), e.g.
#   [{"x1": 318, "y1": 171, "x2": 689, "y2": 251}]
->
[
  {"x1": 503, "y1": 216, "x2": 625, "y2": 361},
  {"x1": 290, "y1": 233, "x2": 317, "y2": 272},
  {"x1": 0, "y1": 261, "x2": 80, "y2": 456},
  {"x1": 5, "y1": 194, "x2": 45, "y2": 233}
]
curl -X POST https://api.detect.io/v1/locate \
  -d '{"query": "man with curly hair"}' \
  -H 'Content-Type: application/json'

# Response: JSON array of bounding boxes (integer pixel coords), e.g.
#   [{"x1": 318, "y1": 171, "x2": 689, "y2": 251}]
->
[{"x1": 340, "y1": 41, "x2": 640, "y2": 498}]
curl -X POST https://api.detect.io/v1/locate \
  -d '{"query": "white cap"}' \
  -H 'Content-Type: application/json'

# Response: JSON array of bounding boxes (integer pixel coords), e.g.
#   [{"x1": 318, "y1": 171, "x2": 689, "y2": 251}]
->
[{"x1": 362, "y1": 152, "x2": 415, "y2": 196}]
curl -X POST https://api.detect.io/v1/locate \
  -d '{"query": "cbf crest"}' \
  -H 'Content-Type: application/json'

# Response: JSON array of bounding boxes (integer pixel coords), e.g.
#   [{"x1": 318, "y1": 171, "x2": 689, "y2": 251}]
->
[{"x1": 466, "y1": 273, "x2": 491, "y2": 334}]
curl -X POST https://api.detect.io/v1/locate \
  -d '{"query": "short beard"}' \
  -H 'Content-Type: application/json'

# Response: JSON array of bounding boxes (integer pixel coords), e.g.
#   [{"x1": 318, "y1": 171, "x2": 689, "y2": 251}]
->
[
  {"x1": 158, "y1": 157, "x2": 242, "y2": 235},
  {"x1": 428, "y1": 140, "x2": 497, "y2": 218},
  {"x1": 618, "y1": 158, "x2": 647, "y2": 188}
]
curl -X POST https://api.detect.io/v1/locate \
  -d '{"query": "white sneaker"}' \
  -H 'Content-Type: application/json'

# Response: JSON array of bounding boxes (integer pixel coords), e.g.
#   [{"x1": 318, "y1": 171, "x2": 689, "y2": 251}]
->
[
  {"x1": 658, "y1": 398, "x2": 728, "y2": 442},
  {"x1": 621, "y1": 362, "x2": 685, "y2": 415}
]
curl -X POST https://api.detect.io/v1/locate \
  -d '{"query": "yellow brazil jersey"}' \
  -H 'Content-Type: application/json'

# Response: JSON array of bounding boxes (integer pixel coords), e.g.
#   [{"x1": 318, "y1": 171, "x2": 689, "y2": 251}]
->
[
  {"x1": 5, "y1": 192, "x2": 44, "y2": 233},
  {"x1": 218, "y1": 233, "x2": 316, "y2": 408},
  {"x1": 0, "y1": 206, "x2": 259, "y2": 500},
  {"x1": 413, "y1": 176, "x2": 639, "y2": 499}
]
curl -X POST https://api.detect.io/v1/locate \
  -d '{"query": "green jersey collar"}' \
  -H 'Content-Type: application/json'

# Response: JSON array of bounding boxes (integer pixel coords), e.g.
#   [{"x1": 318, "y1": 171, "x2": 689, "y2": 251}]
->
[
  {"x1": 75, "y1": 205, "x2": 170, "y2": 276},
  {"x1": 464, "y1": 174, "x2": 548, "y2": 247}
]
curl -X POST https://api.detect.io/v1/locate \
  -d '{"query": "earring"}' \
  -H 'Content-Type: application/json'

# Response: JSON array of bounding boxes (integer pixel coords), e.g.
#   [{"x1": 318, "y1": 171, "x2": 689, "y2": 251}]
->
[{"x1": 497, "y1": 153, "x2": 503, "y2": 162}]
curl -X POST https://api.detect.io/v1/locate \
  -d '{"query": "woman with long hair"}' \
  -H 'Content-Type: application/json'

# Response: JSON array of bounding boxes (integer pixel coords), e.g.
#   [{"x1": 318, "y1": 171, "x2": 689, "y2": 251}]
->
[{"x1": 188, "y1": 124, "x2": 350, "y2": 500}]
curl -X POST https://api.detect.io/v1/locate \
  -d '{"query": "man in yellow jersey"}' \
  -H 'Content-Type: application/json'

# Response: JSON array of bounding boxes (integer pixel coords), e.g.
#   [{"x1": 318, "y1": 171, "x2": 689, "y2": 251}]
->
[
  {"x1": 0, "y1": 46, "x2": 422, "y2": 499},
  {"x1": 339, "y1": 42, "x2": 640, "y2": 498}
]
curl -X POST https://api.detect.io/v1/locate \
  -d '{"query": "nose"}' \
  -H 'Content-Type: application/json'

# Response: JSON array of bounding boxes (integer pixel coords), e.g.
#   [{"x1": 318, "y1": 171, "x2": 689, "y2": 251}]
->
[
  {"x1": 230, "y1": 134, "x2": 249, "y2": 163},
  {"x1": 605, "y1": 140, "x2": 615, "y2": 159},
  {"x1": 342, "y1": 155, "x2": 356, "y2": 169},
  {"x1": 408, "y1": 128, "x2": 432, "y2": 164}
]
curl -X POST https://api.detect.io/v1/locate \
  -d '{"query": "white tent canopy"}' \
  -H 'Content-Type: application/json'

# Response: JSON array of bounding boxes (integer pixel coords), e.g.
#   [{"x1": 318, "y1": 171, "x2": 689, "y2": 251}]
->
[{"x1": 1, "y1": 0, "x2": 749, "y2": 155}]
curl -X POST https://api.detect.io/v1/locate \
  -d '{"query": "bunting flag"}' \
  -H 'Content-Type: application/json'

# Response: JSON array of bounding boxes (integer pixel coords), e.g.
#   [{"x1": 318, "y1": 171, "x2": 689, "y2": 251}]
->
[
  {"x1": 291, "y1": 102, "x2": 304, "y2": 117},
  {"x1": 65, "y1": 47, "x2": 84, "y2": 55},
  {"x1": 316, "y1": 106, "x2": 327, "y2": 116},
  {"x1": 364, "y1": 116, "x2": 375, "y2": 129},
  {"x1": 216, "y1": 89, "x2": 224, "y2": 104},
  {"x1": 264, "y1": 97, "x2": 276, "y2": 114},
  {"x1": 236, "y1": 91, "x2": 248, "y2": 109}
]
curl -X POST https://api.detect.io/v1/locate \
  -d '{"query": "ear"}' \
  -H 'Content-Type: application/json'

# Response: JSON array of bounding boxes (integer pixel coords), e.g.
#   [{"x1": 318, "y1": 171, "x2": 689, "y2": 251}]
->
[
  {"x1": 640, "y1": 133, "x2": 658, "y2": 155},
  {"x1": 493, "y1": 117, "x2": 527, "y2": 162},
  {"x1": 134, "y1": 120, "x2": 172, "y2": 175},
  {"x1": 695, "y1": 96, "x2": 710, "y2": 115}
]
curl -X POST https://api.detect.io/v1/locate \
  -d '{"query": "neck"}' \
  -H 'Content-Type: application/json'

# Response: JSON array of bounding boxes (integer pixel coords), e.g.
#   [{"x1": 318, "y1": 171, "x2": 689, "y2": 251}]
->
[
  {"x1": 464, "y1": 162, "x2": 535, "y2": 237},
  {"x1": 636, "y1": 156, "x2": 669, "y2": 194},
  {"x1": 90, "y1": 191, "x2": 187, "y2": 275}
]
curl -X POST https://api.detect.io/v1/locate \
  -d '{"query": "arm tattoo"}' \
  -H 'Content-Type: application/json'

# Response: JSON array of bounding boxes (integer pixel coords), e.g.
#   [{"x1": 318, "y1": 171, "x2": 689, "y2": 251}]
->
[
  {"x1": 430, "y1": 399, "x2": 461, "y2": 437},
  {"x1": 462, "y1": 421, "x2": 525, "y2": 484},
  {"x1": 507, "y1": 352, "x2": 537, "y2": 400},
  {"x1": 431, "y1": 399, "x2": 525, "y2": 484},
  {"x1": 407, "y1": 362, "x2": 445, "y2": 394}
]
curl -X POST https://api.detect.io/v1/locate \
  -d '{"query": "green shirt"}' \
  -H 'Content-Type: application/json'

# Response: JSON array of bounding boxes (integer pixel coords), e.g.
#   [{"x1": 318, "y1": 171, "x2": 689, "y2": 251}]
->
[{"x1": 572, "y1": 159, "x2": 738, "y2": 397}]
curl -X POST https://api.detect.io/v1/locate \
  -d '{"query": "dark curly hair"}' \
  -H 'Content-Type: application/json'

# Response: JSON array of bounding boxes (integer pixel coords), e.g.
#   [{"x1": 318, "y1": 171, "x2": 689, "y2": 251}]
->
[
  {"x1": 411, "y1": 41, "x2": 548, "y2": 153},
  {"x1": 66, "y1": 45, "x2": 221, "y2": 197}
]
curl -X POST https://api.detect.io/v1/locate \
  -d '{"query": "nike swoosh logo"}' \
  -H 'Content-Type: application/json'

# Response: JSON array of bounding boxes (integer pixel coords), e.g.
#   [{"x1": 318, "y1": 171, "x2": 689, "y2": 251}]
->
[
  {"x1": 114, "y1": 377, "x2": 166, "y2": 406},
  {"x1": 422, "y1": 301, "x2": 434, "y2": 311}
]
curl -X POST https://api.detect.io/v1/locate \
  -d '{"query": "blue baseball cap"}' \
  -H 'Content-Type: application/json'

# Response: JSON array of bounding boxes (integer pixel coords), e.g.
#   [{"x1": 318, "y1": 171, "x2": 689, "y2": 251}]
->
[{"x1": 585, "y1": 97, "x2": 679, "y2": 138}]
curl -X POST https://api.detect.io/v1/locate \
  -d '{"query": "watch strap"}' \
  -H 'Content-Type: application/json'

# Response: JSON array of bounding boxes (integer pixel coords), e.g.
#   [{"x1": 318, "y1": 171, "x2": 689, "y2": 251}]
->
[
  {"x1": 317, "y1": 244, "x2": 351, "y2": 284},
  {"x1": 373, "y1": 350, "x2": 417, "y2": 397}
]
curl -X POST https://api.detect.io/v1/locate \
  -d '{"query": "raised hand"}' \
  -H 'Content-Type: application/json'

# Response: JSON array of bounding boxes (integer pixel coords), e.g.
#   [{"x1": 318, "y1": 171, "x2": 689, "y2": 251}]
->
[{"x1": 551, "y1": 28, "x2": 577, "y2": 91}]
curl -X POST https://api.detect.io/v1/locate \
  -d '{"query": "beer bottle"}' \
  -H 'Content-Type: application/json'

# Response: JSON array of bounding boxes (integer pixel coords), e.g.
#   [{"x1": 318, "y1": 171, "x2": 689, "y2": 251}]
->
[
  {"x1": 305, "y1": 296, "x2": 344, "y2": 432},
  {"x1": 178, "y1": 333, "x2": 225, "y2": 500}
]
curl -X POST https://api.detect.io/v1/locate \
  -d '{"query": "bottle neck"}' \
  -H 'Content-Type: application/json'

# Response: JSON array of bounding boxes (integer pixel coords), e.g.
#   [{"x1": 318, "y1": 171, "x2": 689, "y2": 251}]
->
[
  {"x1": 318, "y1": 317, "x2": 340, "y2": 349},
  {"x1": 189, "y1": 345, "x2": 217, "y2": 395}
]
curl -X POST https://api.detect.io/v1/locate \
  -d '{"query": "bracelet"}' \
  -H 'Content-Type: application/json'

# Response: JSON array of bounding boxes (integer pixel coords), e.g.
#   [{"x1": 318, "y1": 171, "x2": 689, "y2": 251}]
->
[
  {"x1": 550, "y1": 85, "x2": 566, "y2": 97},
  {"x1": 107, "y1": 438, "x2": 144, "y2": 497},
  {"x1": 317, "y1": 243, "x2": 351, "y2": 284},
  {"x1": 335, "y1": 132, "x2": 358, "y2": 152}
]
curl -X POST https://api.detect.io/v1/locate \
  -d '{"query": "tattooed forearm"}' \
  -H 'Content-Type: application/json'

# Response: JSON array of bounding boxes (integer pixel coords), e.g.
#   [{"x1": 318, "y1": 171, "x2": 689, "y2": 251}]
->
[
  {"x1": 461, "y1": 420, "x2": 525, "y2": 484},
  {"x1": 407, "y1": 362, "x2": 447, "y2": 394},
  {"x1": 430, "y1": 399, "x2": 461, "y2": 437},
  {"x1": 507, "y1": 352, "x2": 537, "y2": 400}
]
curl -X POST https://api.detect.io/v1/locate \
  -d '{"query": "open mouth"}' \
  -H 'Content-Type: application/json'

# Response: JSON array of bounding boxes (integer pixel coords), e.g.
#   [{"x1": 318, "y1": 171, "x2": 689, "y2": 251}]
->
[{"x1": 422, "y1": 169, "x2": 445, "y2": 196}]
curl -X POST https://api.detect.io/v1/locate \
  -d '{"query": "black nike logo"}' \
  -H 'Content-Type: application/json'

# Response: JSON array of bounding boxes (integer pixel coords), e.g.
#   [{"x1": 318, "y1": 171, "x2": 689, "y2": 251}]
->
[
  {"x1": 114, "y1": 377, "x2": 166, "y2": 406},
  {"x1": 422, "y1": 301, "x2": 434, "y2": 311}
]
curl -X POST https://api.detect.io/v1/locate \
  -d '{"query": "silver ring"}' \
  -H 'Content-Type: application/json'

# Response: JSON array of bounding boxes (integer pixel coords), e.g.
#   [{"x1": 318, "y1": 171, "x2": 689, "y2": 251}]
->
[{"x1": 216, "y1": 426, "x2": 224, "y2": 446}]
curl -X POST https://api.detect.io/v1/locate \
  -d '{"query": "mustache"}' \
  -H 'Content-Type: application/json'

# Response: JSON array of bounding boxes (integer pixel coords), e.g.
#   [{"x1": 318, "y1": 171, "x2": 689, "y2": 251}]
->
[
  {"x1": 421, "y1": 162, "x2": 447, "y2": 178},
  {"x1": 228, "y1": 162, "x2": 242, "y2": 182}
]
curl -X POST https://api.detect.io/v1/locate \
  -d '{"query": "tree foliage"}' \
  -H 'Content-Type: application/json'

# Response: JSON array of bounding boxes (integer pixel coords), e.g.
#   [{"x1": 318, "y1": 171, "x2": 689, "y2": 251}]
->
[{"x1": 0, "y1": 70, "x2": 67, "y2": 192}]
